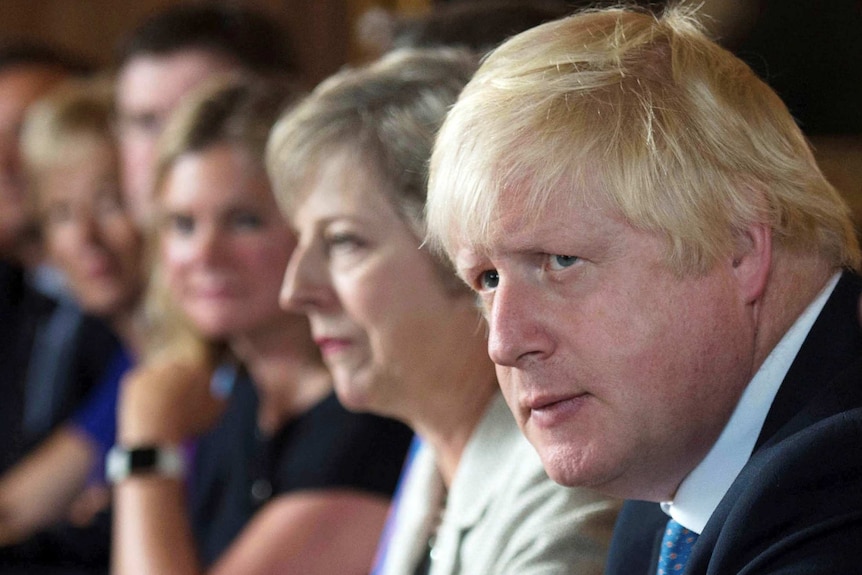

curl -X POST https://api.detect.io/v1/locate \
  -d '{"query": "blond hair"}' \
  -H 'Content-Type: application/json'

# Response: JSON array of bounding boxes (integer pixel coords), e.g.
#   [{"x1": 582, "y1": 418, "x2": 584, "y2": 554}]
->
[
  {"x1": 426, "y1": 5, "x2": 860, "y2": 274},
  {"x1": 20, "y1": 76, "x2": 115, "y2": 208}
]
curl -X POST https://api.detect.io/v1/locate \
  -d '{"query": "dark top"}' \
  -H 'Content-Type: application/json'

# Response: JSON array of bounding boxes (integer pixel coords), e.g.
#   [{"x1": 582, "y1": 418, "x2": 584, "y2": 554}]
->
[
  {"x1": 190, "y1": 370, "x2": 413, "y2": 566},
  {"x1": 190, "y1": 367, "x2": 260, "y2": 566},
  {"x1": 69, "y1": 346, "x2": 134, "y2": 465},
  {"x1": 0, "y1": 261, "x2": 53, "y2": 472},
  {"x1": 0, "y1": 262, "x2": 120, "y2": 474},
  {"x1": 606, "y1": 271, "x2": 862, "y2": 575},
  {"x1": 254, "y1": 391, "x2": 413, "y2": 503}
]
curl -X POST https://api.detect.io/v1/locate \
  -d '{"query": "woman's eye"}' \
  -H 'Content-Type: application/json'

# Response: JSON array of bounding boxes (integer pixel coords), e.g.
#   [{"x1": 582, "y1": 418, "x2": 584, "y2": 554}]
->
[
  {"x1": 548, "y1": 254, "x2": 579, "y2": 271},
  {"x1": 166, "y1": 214, "x2": 194, "y2": 235},
  {"x1": 478, "y1": 269, "x2": 500, "y2": 290},
  {"x1": 231, "y1": 212, "x2": 263, "y2": 230},
  {"x1": 325, "y1": 233, "x2": 364, "y2": 252}
]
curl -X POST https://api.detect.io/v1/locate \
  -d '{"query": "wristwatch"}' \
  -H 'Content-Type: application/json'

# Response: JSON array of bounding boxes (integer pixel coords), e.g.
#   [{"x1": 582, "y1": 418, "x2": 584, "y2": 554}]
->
[{"x1": 105, "y1": 445, "x2": 186, "y2": 484}]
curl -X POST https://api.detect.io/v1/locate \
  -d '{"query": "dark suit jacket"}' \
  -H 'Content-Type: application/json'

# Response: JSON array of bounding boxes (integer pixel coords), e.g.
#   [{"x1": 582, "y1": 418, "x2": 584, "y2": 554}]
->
[
  {"x1": 0, "y1": 262, "x2": 119, "y2": 573},
  {"x1": 606, "y1": 271, "x2": 862, "y2": 575},
  {"x1": 0, "y1": 262, "x2": 120, "y2": 473}
]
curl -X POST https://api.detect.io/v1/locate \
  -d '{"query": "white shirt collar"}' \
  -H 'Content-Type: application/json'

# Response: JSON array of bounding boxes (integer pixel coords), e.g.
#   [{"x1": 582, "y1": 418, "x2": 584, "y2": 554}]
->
[{"x1": 662, "y1": 273, "x2": 841, "y2": 534}]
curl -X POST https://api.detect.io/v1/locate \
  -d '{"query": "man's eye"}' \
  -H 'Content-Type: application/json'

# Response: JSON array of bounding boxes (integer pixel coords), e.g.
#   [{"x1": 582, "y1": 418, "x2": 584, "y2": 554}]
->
[
  {"x1": 548, "y1": 254, "x2": 579, "y2": 270},
  {"x1": 479, "y1": 269, "x2": 500, "y2": 290},
  {"x1": 118, "y1": 112, "x2": 164, "y2": 137}
]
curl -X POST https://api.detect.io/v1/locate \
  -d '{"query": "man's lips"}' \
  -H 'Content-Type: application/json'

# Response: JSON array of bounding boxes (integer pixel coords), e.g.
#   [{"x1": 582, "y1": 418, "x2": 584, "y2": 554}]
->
[{"x1": 525, "y1": 393, "x2": 589, "y2": 428}]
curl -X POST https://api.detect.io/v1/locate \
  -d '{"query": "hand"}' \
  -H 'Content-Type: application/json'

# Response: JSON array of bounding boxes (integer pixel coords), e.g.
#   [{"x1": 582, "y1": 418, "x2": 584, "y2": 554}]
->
[
  {"x1": 67, "y1": 484, "x2": 111, "y2": 527},
  {"x1": 0, "y1": 505, "x2": 26, "y2": 547},
  {"x1": 119, "y1": 359, "x2": 227, "y2": 446},
  {"x1": 0, "y1": 428, "x2": 95, "y2": 546}
]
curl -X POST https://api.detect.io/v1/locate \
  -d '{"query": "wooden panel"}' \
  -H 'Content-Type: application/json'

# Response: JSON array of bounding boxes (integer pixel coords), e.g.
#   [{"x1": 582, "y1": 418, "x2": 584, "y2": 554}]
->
[{"x1": 0, "y1": 0, "x2": 320, "y2": 82}]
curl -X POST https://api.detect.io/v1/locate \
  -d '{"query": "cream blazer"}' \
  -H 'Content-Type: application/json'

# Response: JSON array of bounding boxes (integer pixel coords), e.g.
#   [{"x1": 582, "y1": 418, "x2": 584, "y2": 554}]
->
[{"x1": 379, "y1": 392, "x2": 620, "y2": 575}]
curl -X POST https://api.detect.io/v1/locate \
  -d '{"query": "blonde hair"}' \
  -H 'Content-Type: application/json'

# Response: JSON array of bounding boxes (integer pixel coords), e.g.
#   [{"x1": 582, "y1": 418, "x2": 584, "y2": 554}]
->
[
  {"x1": 266, "y1": 47, "x2": 478, "y2": 286},
  {"x1": 20, "y1": 76, "x2": 115, "y2": 208},
  {"x1": 426, "y1": 5, "x2": 861, "y2": 274},
  {"x1": 145, "y1": 76, "x2": 301, "y2": 362}
]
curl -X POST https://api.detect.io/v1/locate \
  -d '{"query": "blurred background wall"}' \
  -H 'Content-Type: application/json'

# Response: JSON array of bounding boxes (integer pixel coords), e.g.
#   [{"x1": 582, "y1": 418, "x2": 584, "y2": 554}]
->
[
  {"x1": 0, "y1": 0, "x2": 429, "y2": 85},
  {"x1": 1, "y1": 0, "x2": 859, "y2": 226}
]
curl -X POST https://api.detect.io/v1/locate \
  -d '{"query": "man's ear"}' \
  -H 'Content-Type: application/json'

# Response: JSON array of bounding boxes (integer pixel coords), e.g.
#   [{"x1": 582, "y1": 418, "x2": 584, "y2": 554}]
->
[{"x1": 731, "y1": 222, "x2": 772, "y2": 304}]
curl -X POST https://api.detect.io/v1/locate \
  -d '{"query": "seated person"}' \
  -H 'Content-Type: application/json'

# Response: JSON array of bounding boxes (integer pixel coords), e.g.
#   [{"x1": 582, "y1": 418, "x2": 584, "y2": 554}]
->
[
  {"x1": 0, "y1": 77, "x2": 142, "y2": 570},
  {"x1": 422, "y1": 6, "x2": 862, "y2": 574},
  {"x1": 272, "y1": 48, "x2": 620, "y2": 575},
  {"x1": 0, "y1": 41, "x2": 107, "y2": 479},
  {"x1": 112, "y1": 76, "x2": 412, "y2": 574}
]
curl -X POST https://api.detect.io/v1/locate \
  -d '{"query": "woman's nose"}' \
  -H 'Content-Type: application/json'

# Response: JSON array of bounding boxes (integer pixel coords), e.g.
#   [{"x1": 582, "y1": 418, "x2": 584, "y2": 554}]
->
[{"x1": 279, "y1": 243, "x2": 331, "y2": 313}]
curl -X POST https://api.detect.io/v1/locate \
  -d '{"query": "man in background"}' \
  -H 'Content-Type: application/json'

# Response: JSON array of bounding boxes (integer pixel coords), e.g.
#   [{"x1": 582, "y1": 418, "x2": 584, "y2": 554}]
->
[
  {"x1": 0, "y1": 41, "x2": 100, "y2": 476},
  {"x1": 111, "y1": 5, "x2": 297, "y2": 564},
  {"x1": 113, "y1": 3, "x2": 296, "y2": 225}
]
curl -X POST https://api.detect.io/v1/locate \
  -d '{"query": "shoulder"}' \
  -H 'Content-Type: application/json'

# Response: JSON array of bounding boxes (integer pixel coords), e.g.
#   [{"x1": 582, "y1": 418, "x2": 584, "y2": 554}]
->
[
  {"x1": 697, "y1": 401, "x2": 862, "y2": 574},
  {"x1": 452, "y1": 406, "x2": 619, "y2": 574},
  {"x1": 489, "y1": 429, "x2": 619, "y2": 544},
  {"x1": 269, "y1": 393, "x2": 413, "y2": 498},
  {"x1": 285, "y1": 392, "x2": 413, "y2": 461}
]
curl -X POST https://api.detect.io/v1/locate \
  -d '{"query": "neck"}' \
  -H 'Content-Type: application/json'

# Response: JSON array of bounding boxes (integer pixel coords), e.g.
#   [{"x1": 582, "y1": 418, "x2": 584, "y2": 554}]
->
[
  {"x1": 229, "y1": 313, "x2": 331, "y2": 435},
  {"x1": 750, "y1": 250, "x2": 835, "y2": 374},
  {"x1": 406, "y1": 317, "x2": 499, "y2": 487},
  {"x1": 109, "y1": 305, "x2": 145, "y2": 359},
  {"x1": 14, "y1": 225, "x2": 45, "y2": 270}
]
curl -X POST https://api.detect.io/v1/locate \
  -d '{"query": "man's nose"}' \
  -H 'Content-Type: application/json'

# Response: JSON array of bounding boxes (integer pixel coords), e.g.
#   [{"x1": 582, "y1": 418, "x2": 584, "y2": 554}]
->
[{"x1": 486, "y1": 277, "x2": 553, "y2": 367}]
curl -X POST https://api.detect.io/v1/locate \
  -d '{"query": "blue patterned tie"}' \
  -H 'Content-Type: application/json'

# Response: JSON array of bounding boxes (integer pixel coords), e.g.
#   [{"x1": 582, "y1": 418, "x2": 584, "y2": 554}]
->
[{"x1": 657, "y1": 518, "x2": 699, "y2": 574}]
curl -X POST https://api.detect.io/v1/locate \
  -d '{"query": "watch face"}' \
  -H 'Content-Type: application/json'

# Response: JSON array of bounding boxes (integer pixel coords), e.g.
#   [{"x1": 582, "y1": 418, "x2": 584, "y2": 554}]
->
[
  {"x1": 128, "y1": 448, "x2": 159, "y2": 470},
  {"x1": 106, "y1": 445, "x2": 186, "y2": 484}
]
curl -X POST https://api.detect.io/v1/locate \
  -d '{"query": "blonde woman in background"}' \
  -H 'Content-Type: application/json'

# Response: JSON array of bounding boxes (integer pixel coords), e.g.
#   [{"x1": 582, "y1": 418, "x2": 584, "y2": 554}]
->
[
  {"x1": 112, "y1": 76, "x2": 412, "y2": 575},
  {"x1": 0, "y1": 78, "x2": 143, "y2": 566}
]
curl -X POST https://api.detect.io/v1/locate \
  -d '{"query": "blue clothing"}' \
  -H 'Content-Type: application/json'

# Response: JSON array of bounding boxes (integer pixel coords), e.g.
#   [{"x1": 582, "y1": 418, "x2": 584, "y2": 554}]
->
[
  {"x1": 0, "y1": 262, "x2": 121, "y2": 573},
  {"x1": 190, "y1": 366, "x2": 260, "y2": 566},
  {"x1": 69, "y1": 347, "x2": 134, "y2": 462},
  {"x1": 606, "y1": 272, "x2": 862, "y2": 575},
  {"x1": 0, "y1": 261, "x2": 120, "y2": 473}
]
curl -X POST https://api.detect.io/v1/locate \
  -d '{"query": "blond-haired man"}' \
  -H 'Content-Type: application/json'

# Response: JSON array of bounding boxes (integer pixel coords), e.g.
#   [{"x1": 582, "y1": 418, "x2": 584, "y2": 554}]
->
[{"x1": 426, "y1": 5, "x2": 862, "y2": 574}]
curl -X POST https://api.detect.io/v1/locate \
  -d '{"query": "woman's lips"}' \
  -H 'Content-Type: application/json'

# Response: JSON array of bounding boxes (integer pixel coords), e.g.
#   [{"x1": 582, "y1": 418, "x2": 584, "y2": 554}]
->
[
  {"x1": 314, "y1": 337, "x2": 352, "y2": 356},
  {"x1": 80, "y1": 254, "x2": 116, "y2": 279}
]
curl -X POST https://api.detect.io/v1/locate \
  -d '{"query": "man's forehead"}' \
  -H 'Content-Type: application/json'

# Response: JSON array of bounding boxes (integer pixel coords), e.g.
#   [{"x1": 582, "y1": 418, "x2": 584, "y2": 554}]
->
[
  {"x1": 451, "y1": 208, "x2": 558, "y2": 264},
  {"x1": 117, "y1": 50, "x2": 238, "y2": 108},
  {"x1": 452, "y1": 188, "x2": 631, "y2": 262},
  {"x1": 0, "y1": 66, "x2": 66, "y2": 106}
]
